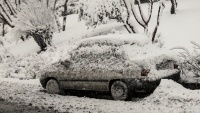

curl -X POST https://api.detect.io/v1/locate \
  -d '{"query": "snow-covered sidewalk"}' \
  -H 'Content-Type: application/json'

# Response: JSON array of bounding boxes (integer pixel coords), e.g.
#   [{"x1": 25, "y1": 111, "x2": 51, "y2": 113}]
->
[{"x1": 0, "y1": 78, "x2": 200, "y2": 113}]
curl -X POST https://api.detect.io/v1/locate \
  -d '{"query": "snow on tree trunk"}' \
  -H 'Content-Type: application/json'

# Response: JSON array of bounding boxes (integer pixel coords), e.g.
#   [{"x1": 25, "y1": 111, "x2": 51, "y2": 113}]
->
[
  {"x1": 0, "y1": 3, "x2": 14, "y2": 28},
  {"x1": 4, "y1": 0, "x2": 17, "y2": 16},
  {"x1": 0, "y1": 4, "x2": 12, "y2": 22},
  {"x1": 152, "y1": 1, "x2": 165, "y2": 42}
]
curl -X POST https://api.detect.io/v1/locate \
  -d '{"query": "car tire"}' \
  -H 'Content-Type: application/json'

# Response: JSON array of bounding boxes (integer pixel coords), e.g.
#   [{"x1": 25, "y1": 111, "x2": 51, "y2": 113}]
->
[
  {"x1": 46, "y1": 79, "x2": 64, "y2": 95},
  {"x1": 111, "y1": 81, "x2": 130, "y2": 100}
]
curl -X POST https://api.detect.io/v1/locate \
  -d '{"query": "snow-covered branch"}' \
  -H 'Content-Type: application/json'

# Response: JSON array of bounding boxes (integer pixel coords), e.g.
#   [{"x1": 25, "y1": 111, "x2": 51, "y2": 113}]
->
[
  {"x1": 79, "y1": 0, "x2": 164, "y2": 38},
  {"x1": 0, "y1": 8, "x2": 14, "y2": 28},
  {"x1": 175, "y1": 42, "x2": 200, "y2": 77},
  {"x1": 4, "y1": 0, "x2": 17, "y2": 16},
  {"x1": 152, "y1": 1, "x2": 165, "y2": 42},
  {"x1": 124, "y1": 0, "x2": 154, "y2": 32}
]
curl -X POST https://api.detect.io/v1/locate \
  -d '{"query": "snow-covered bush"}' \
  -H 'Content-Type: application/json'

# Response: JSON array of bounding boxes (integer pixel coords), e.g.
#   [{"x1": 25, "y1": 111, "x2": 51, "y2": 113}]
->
[
  {"x1": 11, "y1": 0, "x2": 58, "y2": 51},
  {"x1": 175, "y1": 42, "x2": 200, "y2": 78},
  {"x1": 0, "y1": 47, "x2": 70, "y2": 79},
  {"x1": 78, "y1": 0, "x2": 124, "y2": 27}
]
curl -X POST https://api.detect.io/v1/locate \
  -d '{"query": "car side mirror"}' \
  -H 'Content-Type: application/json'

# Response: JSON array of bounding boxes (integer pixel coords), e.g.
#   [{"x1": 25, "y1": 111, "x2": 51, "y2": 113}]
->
[{"x1": 61, "y1": 60, "x2": 70, "y2": 68}]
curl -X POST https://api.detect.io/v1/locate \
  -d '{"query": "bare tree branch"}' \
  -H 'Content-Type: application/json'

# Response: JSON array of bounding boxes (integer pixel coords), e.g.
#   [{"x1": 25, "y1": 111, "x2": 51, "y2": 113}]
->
[
  {"x1": 122, "y1": 0, "x2": 138, "y2": 33},
  {"x1": 62, "y1": 0, "x2": 69, "y2": 31},
  {"x1": 4, "y1": 0, "x2": 16, "y2": 16},
  {"x1": 152, "y1": 2, "x2": 165, "y2": 42},
  {"x1": 0, "y1": 13, "x2": 14, "y2": 28},
  {"x1": 146, "y1": 0, "x2": 153, "y2": 24},
  {"x1": 53, "y1": 0, "x2": 58, "y2": 11},
  {"x1": 7, "y1": 0, "x2": 17, "y2": 14},
  {"x1": 0, "y1": 4, "x2": 12, "y2": 22}
]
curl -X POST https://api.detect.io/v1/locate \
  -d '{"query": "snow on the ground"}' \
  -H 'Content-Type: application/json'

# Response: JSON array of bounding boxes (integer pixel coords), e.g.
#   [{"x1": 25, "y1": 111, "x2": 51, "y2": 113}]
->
[
  {"x1": 0, "y1": 78, "x2": 200, "y2": 113},
  {"x1": 159, "y1": 0, "x2": 200, "y2": 51},
  {"x1": 0, "y1": 0, "x2": 200, "y2": 112}
]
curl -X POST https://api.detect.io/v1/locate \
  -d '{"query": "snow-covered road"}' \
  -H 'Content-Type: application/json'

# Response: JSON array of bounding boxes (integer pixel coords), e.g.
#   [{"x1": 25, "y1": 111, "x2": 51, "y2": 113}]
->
[
  {"x1": 0, "y1": 78, "x2": 200, "y2": 113},
  {"x1": 0, "y1": 98, "x2": 54, "y2": 113}
]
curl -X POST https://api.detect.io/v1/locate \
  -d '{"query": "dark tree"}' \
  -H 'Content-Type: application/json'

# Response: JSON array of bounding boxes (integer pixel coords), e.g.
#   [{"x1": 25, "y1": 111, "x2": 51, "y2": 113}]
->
[
  {"x1": 62, "y1": 0, "x2": 68, "y2": 31},
  {"x1": 170, "y1": 0, "x2": 177, "y2": 14}
]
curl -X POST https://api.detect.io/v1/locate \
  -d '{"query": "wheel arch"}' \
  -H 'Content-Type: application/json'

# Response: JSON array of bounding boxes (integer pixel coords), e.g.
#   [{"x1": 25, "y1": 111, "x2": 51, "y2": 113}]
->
[
  {"x1": 109, "y1": 79, "x2": 126, "y2": 91},
  {"x1": 42, "y1": 77, "x2": 58, "y2": 89}
]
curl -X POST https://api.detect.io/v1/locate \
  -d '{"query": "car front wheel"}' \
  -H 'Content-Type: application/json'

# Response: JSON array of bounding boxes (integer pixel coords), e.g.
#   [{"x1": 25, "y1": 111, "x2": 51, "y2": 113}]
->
[
  {"x1": 111, "y1": 81, "x2": 130, "y2": 100},
  {"x1": 46, "y1": 79, "x2": 64, "y2": 94}
]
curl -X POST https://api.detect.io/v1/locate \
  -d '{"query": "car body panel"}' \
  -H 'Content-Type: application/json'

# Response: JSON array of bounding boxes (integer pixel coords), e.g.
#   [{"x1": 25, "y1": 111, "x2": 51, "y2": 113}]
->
[
  {"x1": 60, "y1": 80, "x2": 109, "y2": 91},
  {"x1": 40, "y1": 64, "x2": 180, "y2": 91}
]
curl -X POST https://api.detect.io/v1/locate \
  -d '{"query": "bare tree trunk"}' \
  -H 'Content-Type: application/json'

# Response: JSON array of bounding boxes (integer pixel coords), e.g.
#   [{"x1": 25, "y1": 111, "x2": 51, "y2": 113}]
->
[
  {"x1": 0, "y1": 4, "x2": 12, "y2": 22},
  {"x1": 2, "y1": 22, "x2": 5, "y2": 36},
  {"x1": 170, "y1": 0, "x2": 177, "y2": 14},
  {"x1": 63, "y1": 17, "x2": 67, "y2": 31},
  {"x1": 15, "y1": 0, "x2": 18, "y2": 9},
  {"x1": 122, "y1": 0, "x2": 137, "y2": 33},
  {"x1": 32, "y1": 33, "x2": 47, "y2": 52},
  {"x1": 4, "y1": 0, "x2": 16, "y2": 15},
  {"x1": 122, "y1": 0, "x2": 154, "y2": 33},
  {"x1": 7, "y1": 0, "x2": 17, "y2": 13},
  {"x1": 15, "y1": 0, "x2": 21, "y2": 10},
  {"x1": 0, "y1": 13, "x2": 14, "y2": 28},
  {"x1": 0, "y1": 3, "x2": 14, "y2": 28},
  {"x1": 46, "y1": 0, "x2": 49, "y2": 8},
  {"x1": 152, "y1": 3, "x2": 164, "y2": 42},
  {"x1": 62, "y1": 0, "x2": 68, "y2": 31},
  {"x1": 4, "y1": 0, "x2": 13, "y2": 15},
  {"x1": 53, "y1": 0, "x2": 58, "y2": 11}
]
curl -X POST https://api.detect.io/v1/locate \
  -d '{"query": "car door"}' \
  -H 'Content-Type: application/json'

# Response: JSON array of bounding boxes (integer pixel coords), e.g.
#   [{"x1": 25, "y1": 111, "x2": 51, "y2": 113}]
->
[{"x1": 59, "y1": 58, "x2": 109, "y2": 91}]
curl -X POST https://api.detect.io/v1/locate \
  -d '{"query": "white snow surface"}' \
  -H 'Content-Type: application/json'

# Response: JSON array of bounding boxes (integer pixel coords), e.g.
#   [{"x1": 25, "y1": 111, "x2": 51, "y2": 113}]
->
[
  {"x1": 0, "y1": 0, "x2": 200, "y2": 112},
  {"x1": 0, "y1": 78, "x2": 200, "y2": 112}
]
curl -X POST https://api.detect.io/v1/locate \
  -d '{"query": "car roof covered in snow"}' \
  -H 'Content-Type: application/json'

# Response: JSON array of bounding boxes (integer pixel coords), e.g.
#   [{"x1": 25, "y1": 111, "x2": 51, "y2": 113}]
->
[{"x1": 77, "y1": 34, "x2": 150, "y2": 48}]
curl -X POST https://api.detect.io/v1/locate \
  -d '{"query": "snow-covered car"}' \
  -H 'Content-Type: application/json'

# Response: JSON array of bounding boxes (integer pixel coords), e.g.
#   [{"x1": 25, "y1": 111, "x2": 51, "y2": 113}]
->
[{"x1": 40, "y1": 34, "x2": 180, "y2": 100}]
